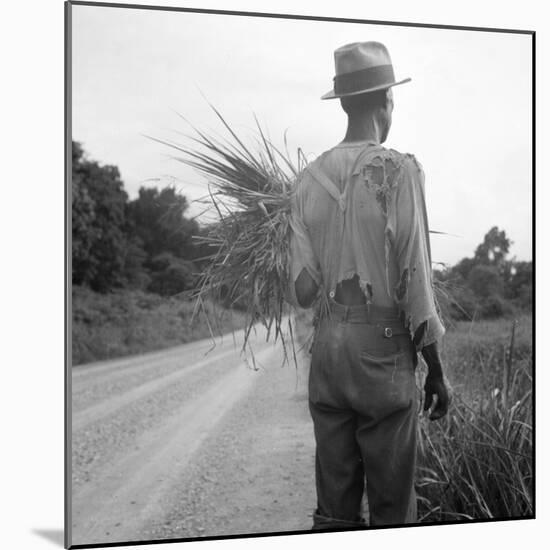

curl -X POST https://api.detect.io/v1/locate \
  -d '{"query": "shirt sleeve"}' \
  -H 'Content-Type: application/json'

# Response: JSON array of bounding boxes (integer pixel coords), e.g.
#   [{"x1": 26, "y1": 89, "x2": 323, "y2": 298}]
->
[
  {"x1": 286, "y1": 172, "x2": 322, "y2": 307},
  {"x1": 387, "y1": 155, "x2": 445, "y2": 349}
]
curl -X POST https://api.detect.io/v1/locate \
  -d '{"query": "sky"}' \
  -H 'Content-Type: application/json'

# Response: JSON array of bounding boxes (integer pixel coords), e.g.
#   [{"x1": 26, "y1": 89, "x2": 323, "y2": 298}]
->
[{"x1": 71, "y1": 4, "x2": 533, "y2": 267}]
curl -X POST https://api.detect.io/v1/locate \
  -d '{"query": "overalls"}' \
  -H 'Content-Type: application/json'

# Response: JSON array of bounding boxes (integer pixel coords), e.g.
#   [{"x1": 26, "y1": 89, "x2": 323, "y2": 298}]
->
[{"x1": 309, "y1": 299, "x2": 418, "y2": 528}]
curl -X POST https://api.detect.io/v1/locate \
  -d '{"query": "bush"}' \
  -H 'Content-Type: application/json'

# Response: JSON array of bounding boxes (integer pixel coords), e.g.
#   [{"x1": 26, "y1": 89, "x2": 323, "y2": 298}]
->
[
  {"x1": 147, "y1": 253, "x2": 198, "y2": 296},
  {"x1": 467, "y1": 264, "x2": 504, "y2": 298},
  {"x1": 71, "y1": 286, "x2": 247, "y2": 365},
  {"x1": 479, "y1": 294, "x2": 515, "y2": 319}
]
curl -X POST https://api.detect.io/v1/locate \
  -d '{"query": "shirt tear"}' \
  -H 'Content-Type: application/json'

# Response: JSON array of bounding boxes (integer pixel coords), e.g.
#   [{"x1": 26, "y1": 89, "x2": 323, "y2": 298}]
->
[
  {"x1": 394, "y1": 267, "x2": 410, "y2": 302},
  {"x1": 361, "y1": 153, "x2": 403, "y2": 215},
  {"x1": 289, "y1": 145, "x2": 445, "y2": 348}
]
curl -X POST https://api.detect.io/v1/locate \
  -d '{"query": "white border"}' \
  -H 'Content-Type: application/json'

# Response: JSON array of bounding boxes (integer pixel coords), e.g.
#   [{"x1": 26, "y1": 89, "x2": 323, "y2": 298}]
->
[{"x1": 2, "y1": 1, "x2": 545, "y2": 549}]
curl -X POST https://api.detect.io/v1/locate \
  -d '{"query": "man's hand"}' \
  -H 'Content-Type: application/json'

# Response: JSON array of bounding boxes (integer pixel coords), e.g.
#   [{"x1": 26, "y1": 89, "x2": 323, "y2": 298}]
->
[
  {"x1": 420, "y1": 340, "x2": 450, "y2": 421},
  {"x1": 423, "y1": 374, "x2": 450, "y2": 421}
]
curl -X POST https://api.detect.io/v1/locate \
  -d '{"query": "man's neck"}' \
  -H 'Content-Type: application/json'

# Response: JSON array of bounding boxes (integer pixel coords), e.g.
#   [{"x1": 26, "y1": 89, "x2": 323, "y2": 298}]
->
[{"x1": 342, "y1": 114, "x2": 384, "y2": 144}]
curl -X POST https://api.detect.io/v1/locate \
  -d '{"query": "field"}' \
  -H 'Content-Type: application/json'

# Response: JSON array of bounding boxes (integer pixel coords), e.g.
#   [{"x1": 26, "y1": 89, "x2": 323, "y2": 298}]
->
[
  {"x1": 415, "y1": 314, "x2": 533, "y2": 521},
  {"x1": 71, "y1": 286, "x2": 247, "y2": 366}
]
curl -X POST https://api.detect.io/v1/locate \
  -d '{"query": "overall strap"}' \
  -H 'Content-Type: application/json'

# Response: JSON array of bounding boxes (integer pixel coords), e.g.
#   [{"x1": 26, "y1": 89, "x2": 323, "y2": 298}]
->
[
  {"x1": 305, "y1": 144, "x2": 385, "y2": 212},
  {"x1": 306, "y1": 164, "x2": 347, "y2": 211},
  {"x1": 304, "y1": 145, "x2": 385, "y2": 296},
  {"x1": 304, "y1": 144, "x2": 387, "y2": 296}
]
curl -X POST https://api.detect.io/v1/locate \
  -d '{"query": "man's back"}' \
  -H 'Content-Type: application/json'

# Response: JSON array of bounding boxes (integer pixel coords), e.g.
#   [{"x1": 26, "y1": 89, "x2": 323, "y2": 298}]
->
[{"x1": 292, "y1": 140, "x2": 443, "y2": 344}]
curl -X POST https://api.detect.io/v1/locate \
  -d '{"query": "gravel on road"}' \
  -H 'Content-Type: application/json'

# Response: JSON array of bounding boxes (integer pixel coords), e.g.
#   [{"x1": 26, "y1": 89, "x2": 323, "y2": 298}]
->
[{"x1": 70, "y1": 327, "x2": 317, "y2": 546}]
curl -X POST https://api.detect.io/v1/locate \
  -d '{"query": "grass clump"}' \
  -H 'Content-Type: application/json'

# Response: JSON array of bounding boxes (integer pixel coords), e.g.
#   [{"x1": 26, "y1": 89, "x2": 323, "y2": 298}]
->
[{"x1": 416, "y1": 315, "x2": 533, "y2": 521}]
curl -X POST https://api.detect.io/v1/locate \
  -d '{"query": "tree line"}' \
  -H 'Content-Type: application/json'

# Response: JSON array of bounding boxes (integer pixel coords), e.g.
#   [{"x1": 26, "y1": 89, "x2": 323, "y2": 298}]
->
[
  {"x1": 435, "y1": 226, "x2": 532, "y2": 320},
  {"x1": 72, "y1": 141, "x2": 532, "y2": 318},
  {"x1": 72, "y1": 141, "x2": 207, "y2": 295}
]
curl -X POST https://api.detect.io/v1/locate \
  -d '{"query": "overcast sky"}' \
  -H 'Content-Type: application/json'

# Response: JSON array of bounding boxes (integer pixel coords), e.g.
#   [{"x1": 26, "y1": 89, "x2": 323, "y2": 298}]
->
[{"x1": 71, "y1": 4, "x2": 532, "y2": 266}]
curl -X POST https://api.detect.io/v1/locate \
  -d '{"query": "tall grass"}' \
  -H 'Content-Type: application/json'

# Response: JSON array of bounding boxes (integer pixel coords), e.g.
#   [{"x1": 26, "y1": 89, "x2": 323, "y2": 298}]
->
[{"x1": 416, "y1": 315, "x2": 533, "y2": 521}]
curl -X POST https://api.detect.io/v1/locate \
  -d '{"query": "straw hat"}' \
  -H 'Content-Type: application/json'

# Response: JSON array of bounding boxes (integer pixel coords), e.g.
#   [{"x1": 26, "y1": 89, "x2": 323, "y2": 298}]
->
[{"x1": 321, "y1": 41, "x2": 411, "y2": 100}]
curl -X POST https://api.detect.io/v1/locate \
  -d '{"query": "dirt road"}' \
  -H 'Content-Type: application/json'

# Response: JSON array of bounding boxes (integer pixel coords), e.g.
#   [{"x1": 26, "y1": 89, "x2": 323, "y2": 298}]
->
[{"x1": 70, "y1": 326, "x2": 316, "y2": 546}]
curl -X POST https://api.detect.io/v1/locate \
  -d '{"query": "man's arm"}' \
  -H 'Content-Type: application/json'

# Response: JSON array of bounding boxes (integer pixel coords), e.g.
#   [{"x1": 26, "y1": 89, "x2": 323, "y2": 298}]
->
[
  {"x1": 288, "y1": 173, "x2": 321, "y2": 309},
  {"x1": 391, "y1": 156, "x2": 450, "y2": 421},
  {"x1": 414, "y1": 322, "x2": 449, "y2": 420},
  {"x1": 295, "y1": 268, "x2": 319, "y2": 308},
  {"x1": 421, "y1": 342, "x2": 450, "y2": 421}
]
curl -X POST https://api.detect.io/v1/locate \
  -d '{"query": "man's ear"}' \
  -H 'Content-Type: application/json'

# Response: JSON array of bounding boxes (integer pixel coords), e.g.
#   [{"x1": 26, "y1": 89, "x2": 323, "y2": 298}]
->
[{"x1": 384, "y1": 88, "x2": 394, "y2": 111}]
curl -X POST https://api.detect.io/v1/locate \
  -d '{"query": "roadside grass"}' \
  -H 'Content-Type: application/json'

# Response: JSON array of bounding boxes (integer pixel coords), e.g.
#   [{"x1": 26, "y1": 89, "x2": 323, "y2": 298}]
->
[
  {"x1": 416, "y1": 314, "x2": 533, "y2": 521},
  {"x1": 292, "y1": 311, "x2": 533, "y2": 521},
  {"x1": 71, "y1": 286, "x2": 247, "y2": 366}
]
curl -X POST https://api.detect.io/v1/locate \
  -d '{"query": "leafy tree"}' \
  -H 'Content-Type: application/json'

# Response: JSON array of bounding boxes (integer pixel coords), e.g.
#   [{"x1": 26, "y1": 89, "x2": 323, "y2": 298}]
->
[
  {"x1": 147, "y1": 252, "x2": 197, "y2": 296},
  {"x1": 72, "y1": 141, "x2": 132, "y2": 291},
  {"x1": 72, "y1": 142, "x2": 205, "y2": 295},
  {"x1": 474, "y1": 226, "x2": 512, "y2": 267},
  {"x1": 126, "y1": 186, "x2": 199, "y2": 261},
  {"x1": 467, "y1": 264, "x2": 504, "y2": 298},
  {"x1": 508, "y1": 261, "x2": 533, "y2": 309},
  {"x1": 443, "y1": 227, "x2": 531, "y2": 320},
  {"x1": 72, "y1": 147, "x2": 98, "y2": 283},
  {"x1": 451, "y1": 257, "x2": 476, "y2": 283},
  {"x1": 121, "y1": 240, "x2": 150, "y2": 290},
  {"x1": 467, "y1": 264, "x2": 513, "y2": 318}
]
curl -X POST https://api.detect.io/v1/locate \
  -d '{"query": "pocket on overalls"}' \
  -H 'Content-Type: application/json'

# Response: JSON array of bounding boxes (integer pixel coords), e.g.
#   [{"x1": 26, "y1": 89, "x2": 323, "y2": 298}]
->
[
  {"x1": 309, "y1": 320, "x2": 349, "y2": 406},
  {"x1": 357, "y1": 349, "x2": 415, "y2": 418}
]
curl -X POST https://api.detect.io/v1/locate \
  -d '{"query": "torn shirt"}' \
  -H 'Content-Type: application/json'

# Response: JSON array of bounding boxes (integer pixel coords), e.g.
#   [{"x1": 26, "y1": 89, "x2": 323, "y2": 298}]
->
[{"x1": 289, "y1": 140, "x2": 445, "y2": 349}]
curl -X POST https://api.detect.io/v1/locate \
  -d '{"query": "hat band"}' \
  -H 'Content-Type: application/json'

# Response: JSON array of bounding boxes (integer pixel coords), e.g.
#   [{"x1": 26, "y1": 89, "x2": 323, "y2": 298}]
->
[{"x1": 333, "y1": 64, "x2": 395, "y2": 95}]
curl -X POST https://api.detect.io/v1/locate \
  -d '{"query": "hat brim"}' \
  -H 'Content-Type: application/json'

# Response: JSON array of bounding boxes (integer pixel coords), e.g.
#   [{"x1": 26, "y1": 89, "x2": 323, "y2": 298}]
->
[{"x1": 321, "y1": 77, "x2": 412, "y2": 100}]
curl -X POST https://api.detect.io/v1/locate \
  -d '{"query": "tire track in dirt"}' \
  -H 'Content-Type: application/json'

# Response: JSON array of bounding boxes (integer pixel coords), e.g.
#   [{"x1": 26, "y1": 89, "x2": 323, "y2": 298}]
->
[
  {"x1": 72, "y1": 332, "x2": 245, "y2": 411},
  {"x1": 138, "y1": 346, "x2": 316, "y2": 542},
  {"x1": 72, "y1": 345, "x2": 238, "y2": 431},
  {"x1": 70, "y1": 342, "x2": 276, "y2": 546},
  {"x1": 72, "y1": 338, "x2": 258, "y2": 491}
]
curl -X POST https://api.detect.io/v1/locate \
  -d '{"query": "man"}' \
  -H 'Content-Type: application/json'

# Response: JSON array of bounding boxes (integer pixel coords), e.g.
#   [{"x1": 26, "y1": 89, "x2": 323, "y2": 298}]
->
[{"x1": 289, "y1": 41, "x2": 450, "y2": 529}]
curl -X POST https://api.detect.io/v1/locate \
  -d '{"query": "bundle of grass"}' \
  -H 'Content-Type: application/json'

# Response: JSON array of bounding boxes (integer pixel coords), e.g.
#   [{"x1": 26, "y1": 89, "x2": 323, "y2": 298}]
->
[{"x1": 149, "y1": 106, "x2": 308, "y2": 363}]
